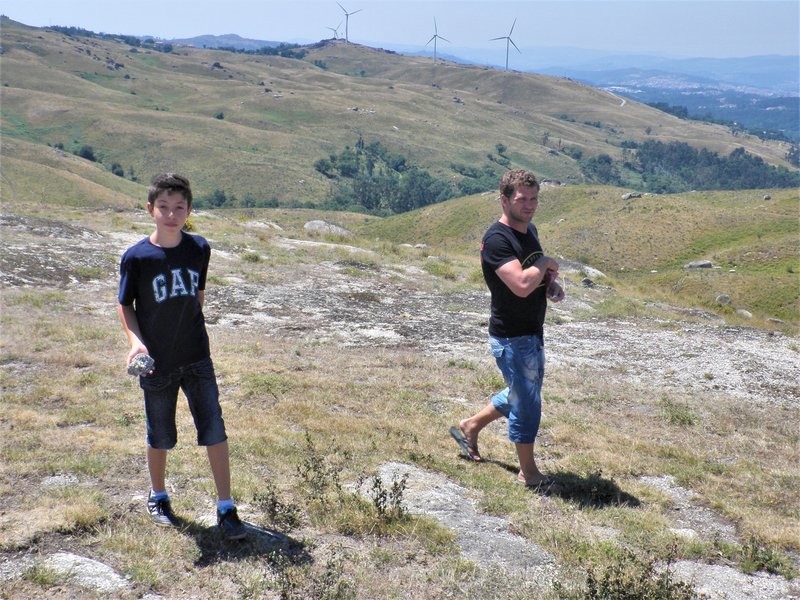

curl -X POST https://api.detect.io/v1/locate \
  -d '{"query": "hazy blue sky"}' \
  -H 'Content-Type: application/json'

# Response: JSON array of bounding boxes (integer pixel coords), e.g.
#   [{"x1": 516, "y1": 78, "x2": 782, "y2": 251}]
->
[{"x1": 2, "y1": 1, "x2": 797, "y2": 58}]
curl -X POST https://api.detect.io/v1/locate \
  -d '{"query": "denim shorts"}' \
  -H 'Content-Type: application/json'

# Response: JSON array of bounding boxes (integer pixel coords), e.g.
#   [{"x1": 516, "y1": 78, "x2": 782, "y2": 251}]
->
[
  {"x1": 489, "y1": 335, "x2": 545, "y2": 444},
  {"x1": 139, "y1": 356, "x2": 227, "y2": 449}
]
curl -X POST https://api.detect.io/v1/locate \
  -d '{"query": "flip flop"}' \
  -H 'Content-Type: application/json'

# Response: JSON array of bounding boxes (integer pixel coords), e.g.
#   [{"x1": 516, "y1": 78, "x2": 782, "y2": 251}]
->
[
  {"x1": 515, "y1": 476, "x2": 555, "y2": 489},
  {"x1": 449, "y1": 426, "x2": 482, "y2": 462}
]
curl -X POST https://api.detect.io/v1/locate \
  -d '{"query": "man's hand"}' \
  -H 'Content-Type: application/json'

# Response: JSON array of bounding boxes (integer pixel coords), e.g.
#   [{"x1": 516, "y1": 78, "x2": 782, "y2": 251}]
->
[{"x1": 547, "y1": 281, "x2": 565, "y2": 302}]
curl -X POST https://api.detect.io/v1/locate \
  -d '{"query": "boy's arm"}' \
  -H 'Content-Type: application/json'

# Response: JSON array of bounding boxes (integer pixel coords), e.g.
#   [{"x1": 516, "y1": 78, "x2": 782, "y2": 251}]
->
[{"x1": 117, "y1": 303, "x2": 149, "y2": 366}]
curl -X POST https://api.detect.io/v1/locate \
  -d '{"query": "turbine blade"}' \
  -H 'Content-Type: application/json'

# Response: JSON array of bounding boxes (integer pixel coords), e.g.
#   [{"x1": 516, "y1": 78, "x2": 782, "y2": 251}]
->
[
  {"x1": 490, "y1": 36, "x2": 506, "y2": 41},
  {"x1": 352, "y1": 8, "x2": 362, "y2": 15},
  {"x1": 337, "y1": 2, "x2": 346, "y2": 13},
  {"x1": 510, "y1": 38, "x2": 521, "y2": 53},
  {"x1": 509, "y1": 18, "x2": 517, "y2": 35},
  {"x1": 439, "y1": 36, "x2": 451, "y2": 43}
]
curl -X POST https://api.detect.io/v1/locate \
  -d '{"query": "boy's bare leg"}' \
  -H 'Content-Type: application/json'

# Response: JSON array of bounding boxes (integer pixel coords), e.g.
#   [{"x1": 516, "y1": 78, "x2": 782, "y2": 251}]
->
[
  {"x1": 460, "y1": 400, "x2": 503, "y2": 451},
  {"x1": 515, "y1": 442, "x2": 547, "y2": 485},
  {"x1": 147, "y1": 447, "x2": 168, "y2": 492},
  {"x1": 206, "y1": 440, "x2": 232, "y2": 500}
]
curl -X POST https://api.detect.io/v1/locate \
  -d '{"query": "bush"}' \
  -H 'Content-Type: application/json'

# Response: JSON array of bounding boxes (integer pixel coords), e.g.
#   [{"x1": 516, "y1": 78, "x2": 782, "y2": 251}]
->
[{"x1": 76, "y1": 145, "x2": 97, "y2": 161}]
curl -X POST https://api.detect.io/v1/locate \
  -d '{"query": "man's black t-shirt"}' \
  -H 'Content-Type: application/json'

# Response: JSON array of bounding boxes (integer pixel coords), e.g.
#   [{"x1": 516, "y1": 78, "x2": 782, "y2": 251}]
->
[
  {"x1": 118, "y1": 232, "x2": 211, "y2": 375},
  {"x1": 481, "y1": 221, "x2": 547, "y2": 338}
]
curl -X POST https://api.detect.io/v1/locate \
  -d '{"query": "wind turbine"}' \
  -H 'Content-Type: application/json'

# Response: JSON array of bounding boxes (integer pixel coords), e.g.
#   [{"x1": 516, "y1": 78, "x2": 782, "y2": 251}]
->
[
  {"x1": 426, "y1": 18, "x2": 450, "y2": 64},
  {"x1": 327, "y1": 20, "x2": 343, "y2": 40},
  {"x1": 336, "y1": 2, "x2": 362, "y2": 43},
  {"x1": 490, "y1": 18, "x2": 521, "y2": 71}
]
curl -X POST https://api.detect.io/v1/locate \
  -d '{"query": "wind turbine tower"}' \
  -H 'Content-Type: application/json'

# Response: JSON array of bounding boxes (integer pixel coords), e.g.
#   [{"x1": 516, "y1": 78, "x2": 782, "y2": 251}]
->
[
  {"x1": 426, "y1": 18, "x2": 450, "y2": 64},
  {"x1": 336, "y1": 2, "x2": 362, "y2": 43},
  {"x1": 327, "y1": 21, "x2": 343, "y2": 40},
  {"x1": 490, "y1": 18, "x2": 521, "y2": 71}
]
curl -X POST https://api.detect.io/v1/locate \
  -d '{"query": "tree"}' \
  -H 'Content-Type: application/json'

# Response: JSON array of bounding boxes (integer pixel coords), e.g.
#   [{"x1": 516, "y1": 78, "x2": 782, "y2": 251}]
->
[{"x1": 77, "y1": 145, "x2": 97, "y2": 161}]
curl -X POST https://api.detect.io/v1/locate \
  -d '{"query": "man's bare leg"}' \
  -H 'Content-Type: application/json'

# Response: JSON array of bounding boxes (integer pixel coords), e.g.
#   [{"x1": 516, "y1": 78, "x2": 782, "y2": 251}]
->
[
  {"x1": 460, "y1": 400, "x2": 503, "y2": 457},
  {"x1": 515, "y1": 442, "x2": 548, "y2": 485}
]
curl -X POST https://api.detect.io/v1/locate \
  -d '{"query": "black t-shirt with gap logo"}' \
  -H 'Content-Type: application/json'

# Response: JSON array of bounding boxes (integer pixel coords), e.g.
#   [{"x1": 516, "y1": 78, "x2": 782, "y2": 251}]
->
[
  {"x1": 118, "y1": 232, "x2": 211, "y2": 375},
  {"x1": 481, "y1": 221, "x2": 547, "y2": 338}
]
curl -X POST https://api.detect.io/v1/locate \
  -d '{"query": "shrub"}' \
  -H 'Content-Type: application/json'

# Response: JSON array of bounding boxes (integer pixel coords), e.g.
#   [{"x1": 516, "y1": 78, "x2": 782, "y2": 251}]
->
[{"x1": 76, "y1": 145, "x2": 97, "y2": 161}]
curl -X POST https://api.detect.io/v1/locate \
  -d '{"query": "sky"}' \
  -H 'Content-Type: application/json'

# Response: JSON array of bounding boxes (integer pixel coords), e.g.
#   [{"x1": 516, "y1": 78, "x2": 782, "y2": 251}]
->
[{"x1": 1, "y1": 1, "x2": 798, "y2": 59}]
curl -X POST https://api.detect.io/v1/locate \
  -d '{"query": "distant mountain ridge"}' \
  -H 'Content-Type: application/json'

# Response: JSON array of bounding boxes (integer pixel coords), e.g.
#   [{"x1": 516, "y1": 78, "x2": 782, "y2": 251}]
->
[
  {"x1": 166, "y1": 33, "x2": 798, "y2": 140},
  {"x1": 164, "y1": 33, "x2": 284, "y2": 51},
  {"x1": 1, "y1": 17, "x2": 795, "y2": 208}
]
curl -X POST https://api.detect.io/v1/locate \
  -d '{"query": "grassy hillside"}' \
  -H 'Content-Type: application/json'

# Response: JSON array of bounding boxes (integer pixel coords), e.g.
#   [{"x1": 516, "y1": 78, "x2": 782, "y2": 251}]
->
[
  {"x1": 359, "y1": 185, "x2": 800, "y2": 328},
  {"x1": 1, "y1": 17, "x2": 795, "y2": 207}
]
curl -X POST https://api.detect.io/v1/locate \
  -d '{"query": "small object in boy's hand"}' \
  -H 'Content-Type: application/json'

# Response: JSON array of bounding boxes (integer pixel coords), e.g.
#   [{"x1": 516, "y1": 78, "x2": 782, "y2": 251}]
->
[{"x1": 128, "y1": 353, "x2": 155, "y2": 376}]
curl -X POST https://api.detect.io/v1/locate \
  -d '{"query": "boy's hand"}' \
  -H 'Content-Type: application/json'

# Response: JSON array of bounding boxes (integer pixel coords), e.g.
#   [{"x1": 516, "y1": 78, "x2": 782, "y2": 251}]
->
[
  {"x1": 127, "y1": 353, "x2": 155, "y2": 376},
  {"x1": 126, "y1": 344, "x2": 153, "y2": 376}
]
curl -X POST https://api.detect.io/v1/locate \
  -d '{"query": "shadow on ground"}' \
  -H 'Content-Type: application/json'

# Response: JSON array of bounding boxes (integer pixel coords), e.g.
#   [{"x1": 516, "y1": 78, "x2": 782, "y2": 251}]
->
[
  {"x1": 175, "y1": 519, "x2": 310, "y2": 567},
  {"x1": 482, "y1": 458, "x2": 641, "y2": 508}
]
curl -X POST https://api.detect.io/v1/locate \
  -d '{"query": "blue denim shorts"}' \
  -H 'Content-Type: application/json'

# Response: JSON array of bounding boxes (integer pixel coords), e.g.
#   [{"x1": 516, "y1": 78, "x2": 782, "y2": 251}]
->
[
  {"x1": 139, "y1": 356, "x2": 227, "y2": 449},
  {"x1": 489, "y1": 335, "x2": 545, "y2": 444}
]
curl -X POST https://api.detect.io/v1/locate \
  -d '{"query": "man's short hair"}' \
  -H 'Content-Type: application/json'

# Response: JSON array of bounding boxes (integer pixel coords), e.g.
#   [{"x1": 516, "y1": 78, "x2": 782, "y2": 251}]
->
[
  {"x1": 500, "y1": 169, "x2": 539, "y2": 199},
  {"x1": 148, "y1": 173, "x2": 193, "y2": 207}
]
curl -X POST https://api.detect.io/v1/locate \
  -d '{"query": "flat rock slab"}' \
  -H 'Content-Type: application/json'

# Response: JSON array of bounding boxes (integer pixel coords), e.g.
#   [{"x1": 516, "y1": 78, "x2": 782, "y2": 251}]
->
[
  {"x1": 369, "y1": 462, "x2": 557, "y2": 586},
  {"x1": 44, "y1": 552, "x2": 129, "y2": 594},
  {"x1": 669, "y1": 560, "x2": 799, "y2": 600},
  {"x1": 639, "y1": 475, "x2": 738, "y2": 544}
]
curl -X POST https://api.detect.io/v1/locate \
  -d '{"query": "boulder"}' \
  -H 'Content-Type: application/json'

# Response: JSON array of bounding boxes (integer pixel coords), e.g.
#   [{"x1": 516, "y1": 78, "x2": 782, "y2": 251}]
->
[
  {"x1": 685, "y1": 260, "x2": 713, "y2": 269},
  {"x1": 303, "y1": 220, "x2": 352, "y2": 237}
]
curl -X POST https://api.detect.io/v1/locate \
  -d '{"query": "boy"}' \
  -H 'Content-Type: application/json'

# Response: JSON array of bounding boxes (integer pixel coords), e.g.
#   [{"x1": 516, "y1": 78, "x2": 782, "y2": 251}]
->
[{"x1": 118, "y1": 173, "x2": 246, "y2": 540}]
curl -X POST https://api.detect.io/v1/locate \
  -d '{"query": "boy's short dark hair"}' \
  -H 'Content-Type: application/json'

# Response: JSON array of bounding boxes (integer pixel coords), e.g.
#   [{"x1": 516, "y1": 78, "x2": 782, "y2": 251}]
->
[
  {"x1": 500, "y1": 169, "x2": 539, "y2": 199},
  {"x1": 148, "y1": 173, "x2": 193, "y2": 207}
]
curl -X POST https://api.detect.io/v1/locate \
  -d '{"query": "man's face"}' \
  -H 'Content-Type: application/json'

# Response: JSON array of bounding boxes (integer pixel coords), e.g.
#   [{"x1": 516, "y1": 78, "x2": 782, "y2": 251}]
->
[{"x1": 502, "y1": 184, "x2": 539, "y2": 225}]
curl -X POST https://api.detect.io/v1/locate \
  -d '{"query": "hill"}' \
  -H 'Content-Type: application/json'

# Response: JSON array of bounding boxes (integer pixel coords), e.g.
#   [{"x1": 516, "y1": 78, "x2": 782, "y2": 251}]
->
[{"x1": 1, "y1": 17, "x2": 796, "y2": 207}]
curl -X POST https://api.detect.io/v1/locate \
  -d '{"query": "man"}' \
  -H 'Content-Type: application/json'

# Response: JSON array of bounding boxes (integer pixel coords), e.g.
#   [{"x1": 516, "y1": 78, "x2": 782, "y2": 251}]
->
[{"x1": 450, "y1": 169, "x2": 564, "y2": 487}]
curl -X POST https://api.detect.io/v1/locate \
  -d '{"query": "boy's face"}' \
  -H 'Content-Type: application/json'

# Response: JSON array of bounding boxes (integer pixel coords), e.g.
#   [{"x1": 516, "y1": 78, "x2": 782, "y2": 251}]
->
[{"x1": 147, "y1": 191, "x2": 190, "y2": 233}]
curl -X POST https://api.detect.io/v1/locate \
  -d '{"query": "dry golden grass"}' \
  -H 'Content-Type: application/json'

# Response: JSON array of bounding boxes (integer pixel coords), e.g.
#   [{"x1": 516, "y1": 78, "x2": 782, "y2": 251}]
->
[{"x1": 1, "y1": 192, "x2": 798, "y2": 597}]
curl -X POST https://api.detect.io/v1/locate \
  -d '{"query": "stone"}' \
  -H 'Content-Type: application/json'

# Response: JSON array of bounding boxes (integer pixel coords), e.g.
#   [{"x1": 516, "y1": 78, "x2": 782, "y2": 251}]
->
[
  {"x1": 303, "y1": 220, "x2": 352, "y2": 237},
  {"x1": 127, "y1": 353, "x2": 154, "y2": 376},
  {"x1": 684, "y1": 260, "x2": 713, "y2": 269}
]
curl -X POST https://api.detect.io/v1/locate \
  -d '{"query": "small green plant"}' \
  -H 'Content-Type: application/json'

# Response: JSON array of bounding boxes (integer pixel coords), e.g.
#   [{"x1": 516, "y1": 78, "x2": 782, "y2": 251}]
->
[
  {"x1": 23, "y1": 563, "x2": 67, "y2": 588},
  {"x1": 240, "y1": 372, "x2": 291, "y2": 401},
  {"x1": 660, "y1": 397, "x2": 698, "y2": 426},
  {"x1": 568, "y1": 548, "x2": 704, "y2": 599},
  {"x1": 74, "y1": 266, "x2": 105, "y2": 280},
  {"x1": 369, "y1": 473, "x2": 408, "y2": 522},
  {"x1": 252, "y1": 482, "x2": 302, "y2": 531},
  {"x1": 740, "y1": 535, "x2": 797, "y2": 578},
  {"x1": 423, "y1": 259, "x2": 457, "y2": 280},
  {"x1": 296, "y1": 432, "x2": 345, "y2": 504},
  {"x1": 241, "y1": 251, "x2": 262, "y2": 263}
]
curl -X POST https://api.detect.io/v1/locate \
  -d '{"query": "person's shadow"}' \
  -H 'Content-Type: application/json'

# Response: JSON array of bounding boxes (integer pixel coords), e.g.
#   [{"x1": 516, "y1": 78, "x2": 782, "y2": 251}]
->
[
  {"x1": 482, "y1": 458, "x2": 641, "y2": 508},
  {"x1": 174, "y1": 518, "x2": 311, "y2": 567}
]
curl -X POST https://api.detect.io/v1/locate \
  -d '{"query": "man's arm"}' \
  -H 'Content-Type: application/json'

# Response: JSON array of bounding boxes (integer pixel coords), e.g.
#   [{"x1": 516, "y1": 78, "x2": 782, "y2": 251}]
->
[
  {"x1": 495, "y1": 255, "x2": 560, "y2": 298},
  {"x1": 118, "y1": 303, "x2": 148, "y2": 366}
]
